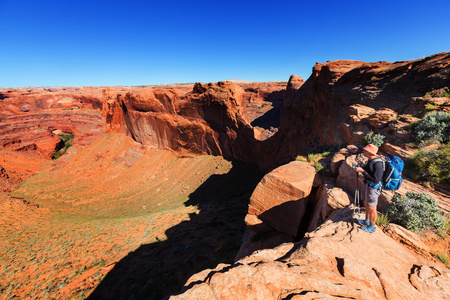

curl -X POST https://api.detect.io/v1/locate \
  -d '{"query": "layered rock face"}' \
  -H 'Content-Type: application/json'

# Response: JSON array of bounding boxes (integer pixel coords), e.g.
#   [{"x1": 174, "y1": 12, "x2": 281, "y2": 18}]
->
[
  {"x1": 0, "y1": 87, "x2": 105, "y2": 157},
  {"x1": 103, "y1": 82, "x2": 262, "y2": 163},
  {"x1": 171, "y1": 207, "x2": 450, "y2": 300},
  {"x1": 268, "y1": 52, "x2": 450, "y2": 165},
  {"x1": 0, "y1": 87, "x2": 106, "y2": 189}
]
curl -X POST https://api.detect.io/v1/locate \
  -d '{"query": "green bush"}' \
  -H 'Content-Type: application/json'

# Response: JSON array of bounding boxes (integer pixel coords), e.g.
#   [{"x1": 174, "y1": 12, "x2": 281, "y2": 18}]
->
[
  {"x1": 376, "y1": 213, "x2": 390, "y2": 226},
  {"x1": 313, "y1": 161, "x2": 324, "y2": 172},
  {"x1": 413, "y1": 144, "x2": 450, "y2": 183},
  {"x1": 59, "y1": 134, "x2": 74, "y2": 143},
  {"x1": 385, "y1": 192, "x2": 446, "y2": 233},
  {"x1": 295, "y1": 155, "x2": 306, "y2": 162},
  {"x1": 307, "y1": 153, "x2": 318, "y2": 162},
  {"x1": 425, "y1": 103, "x2": 440, "y2": 111},
  {"x1": 413, "y1": 112, "x2": 450, "y2": 145},
  {"x1": 362, "y1": 131, "x2": 385, "y2": 148}
]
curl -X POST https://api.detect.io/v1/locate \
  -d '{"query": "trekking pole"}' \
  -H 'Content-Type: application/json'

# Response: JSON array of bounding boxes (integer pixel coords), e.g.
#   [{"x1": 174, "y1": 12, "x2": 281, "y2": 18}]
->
[{"x1": 353, "y1": 164, "x2": 360, "y2": 218}]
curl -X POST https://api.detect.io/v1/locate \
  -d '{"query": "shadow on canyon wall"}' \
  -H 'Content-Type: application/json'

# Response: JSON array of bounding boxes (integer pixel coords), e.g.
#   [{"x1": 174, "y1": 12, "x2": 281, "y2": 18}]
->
[
  {"x1": 87, "y1": 160, "x2": 264, "y2": 300},
  {"x1": 250, "y1": 91, "x2": 284, "y2": 130}
]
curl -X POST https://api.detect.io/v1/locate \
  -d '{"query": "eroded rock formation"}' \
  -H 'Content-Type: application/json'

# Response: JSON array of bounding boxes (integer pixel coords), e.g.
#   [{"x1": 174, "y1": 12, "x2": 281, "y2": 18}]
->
[
  {"x1": 171, "y1": 207, "x2": 450, "y2": 300},
  {"x1": 103, "y1": 81, "x2": 262, "y2": 163},
  {"x1": 267, "y1": 52, "x2": 450, "y2": 166}
]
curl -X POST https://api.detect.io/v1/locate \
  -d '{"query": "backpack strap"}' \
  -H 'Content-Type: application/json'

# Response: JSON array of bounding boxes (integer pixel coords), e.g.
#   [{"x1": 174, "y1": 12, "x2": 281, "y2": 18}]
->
[
  {"x1": 369, "y1": 157, "x2": 385, "y2": 190},
  {"x1": 370, "y1": 157, "x2": 385, "y2": 173}
]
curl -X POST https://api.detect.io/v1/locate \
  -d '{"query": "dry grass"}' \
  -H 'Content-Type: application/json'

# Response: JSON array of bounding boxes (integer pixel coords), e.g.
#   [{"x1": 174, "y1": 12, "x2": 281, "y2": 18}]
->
[{"x1": 2, "y1": 133, "x2": 238, "y2": 299}]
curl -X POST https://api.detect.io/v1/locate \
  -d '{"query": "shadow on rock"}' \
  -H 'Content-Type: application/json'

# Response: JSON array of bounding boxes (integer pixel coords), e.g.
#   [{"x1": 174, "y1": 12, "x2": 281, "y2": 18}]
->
[
  {"x1": 250, "y1": 92, "x2": 283, "y2": 130},
  {"x1": 87, "y1": 160, "x2": 264, "y2": 300}
]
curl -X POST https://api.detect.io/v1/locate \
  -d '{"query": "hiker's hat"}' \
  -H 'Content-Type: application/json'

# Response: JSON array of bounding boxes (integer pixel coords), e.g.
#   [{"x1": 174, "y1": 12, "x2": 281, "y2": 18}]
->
[{"x1": 363, "y1": 144, "x2": 378, "y2": 156}]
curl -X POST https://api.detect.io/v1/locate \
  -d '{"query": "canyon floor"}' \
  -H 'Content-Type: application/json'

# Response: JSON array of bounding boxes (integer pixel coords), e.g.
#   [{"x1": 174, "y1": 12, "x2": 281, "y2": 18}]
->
[{"x1": 0, "y1": 132, "x2": 264, "y2": 299}]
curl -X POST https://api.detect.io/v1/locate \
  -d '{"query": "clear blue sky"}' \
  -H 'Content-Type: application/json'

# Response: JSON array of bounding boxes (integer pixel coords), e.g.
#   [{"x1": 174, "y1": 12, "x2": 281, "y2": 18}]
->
[{"x1": 1, "y1": 0, "x2": 449, "y2": 87}]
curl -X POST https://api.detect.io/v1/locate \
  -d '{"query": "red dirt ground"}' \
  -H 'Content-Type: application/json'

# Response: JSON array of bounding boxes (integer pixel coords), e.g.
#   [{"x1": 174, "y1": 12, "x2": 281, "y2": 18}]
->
[{"x1": 1, "y1": 133, "x2": 262, "y2": 299}]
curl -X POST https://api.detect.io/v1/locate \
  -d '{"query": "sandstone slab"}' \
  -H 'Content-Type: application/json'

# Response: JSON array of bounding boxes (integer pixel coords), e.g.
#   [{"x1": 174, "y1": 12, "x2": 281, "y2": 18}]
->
[{"x1": 172, "y1": 207, "x2": 450, "y2": 300}]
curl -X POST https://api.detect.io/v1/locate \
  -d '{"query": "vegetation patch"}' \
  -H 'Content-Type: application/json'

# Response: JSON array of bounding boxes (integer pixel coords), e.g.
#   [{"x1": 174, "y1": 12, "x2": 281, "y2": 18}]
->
[
  {"x1": 385, "y1": 192, "x2": 446, "y2": 233},
  {"x1": 425, "y1": 103, "x2": 440, "y2": 111},
  {"x1": 313, "y1": 161, "x2": 324, "y2": 172},
  {"x1": 434, "y1": 251, "x2": 450, "y2": 267},
  {"x1": 376, "y1": 213, "x2": 390, "y2": 227},
  {"x1": 362, "y1": 131, "x2": 385, "y2": 147},
  {"x1": 411, "y1": 112, "x2": 450, "y2": 145},
  {"x1": 413, "y1": 144, "x2": 450, "y2": 183},
  {"x1": 52, "y1": 134, "x2": 74, "y2": 160}
]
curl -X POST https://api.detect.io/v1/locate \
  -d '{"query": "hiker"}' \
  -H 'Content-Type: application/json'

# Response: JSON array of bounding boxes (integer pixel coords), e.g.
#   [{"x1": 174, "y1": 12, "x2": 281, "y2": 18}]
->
[{"x1": 353, "y1": 144, "x2": 383, "y2": 233}]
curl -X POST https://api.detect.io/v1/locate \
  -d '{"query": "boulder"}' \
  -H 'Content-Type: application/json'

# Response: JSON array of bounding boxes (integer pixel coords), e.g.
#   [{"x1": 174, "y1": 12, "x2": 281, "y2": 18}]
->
[
  {"x1": 330, "y1": 148, "x2": 348, "y2": 174},
  {"x1": 308, "y1": 182, "x2": 351, "y2": 231},
  {"x1": 335, "y1": 154, "x2": 364, "y2": 196},
  {"x1": 247, "y1": 161, "x2": 316, "y2": 237},
  {"x1": 348, "y1": 104, "x2": 375, "y2": 123},
  {"x1": 380, "y1": 143, "x2": 415, "y2": 160},
  {"x1": 368, "y1": 108, "x2": 398, "y2": 129}
]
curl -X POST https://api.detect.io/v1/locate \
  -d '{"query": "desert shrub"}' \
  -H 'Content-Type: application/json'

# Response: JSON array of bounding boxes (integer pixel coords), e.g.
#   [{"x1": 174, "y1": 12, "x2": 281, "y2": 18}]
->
[
  {"x1": 413, "y1": 144, "x2": 450, "y2": 183},
  {"x1": 385, "y1": 192, "x2": 445, "y2": 233},
  {"x1": 314, "y1": 145, "x2": 339, "y2": 157},
  {"x1": 376, "y1": 213, "x2": 390, "y2": 226},
  {"x1": 295, "y1": 155, "x2": 306, "y2": 162},
  {"x1": 362, "y1": 131, "x2": 385, "y2": 148},
  {"x1": 313, "y1": 161, "x2": 324, "y2": 172},
  {"x1": 434, "y1": 251, "x2": 449, "y2": 267},
  {"x1": 413, "y1": 112, "x2": 450, "y2": 145},
  {"x1": 425, "y1": 103, "x2": 440, "y2": 111},
  {"x1": 59, "y1": 134, "x2": 74, "y2": 143},
  {"x1": 307, "y1": 153, "x2": 319, "y2": 162}
]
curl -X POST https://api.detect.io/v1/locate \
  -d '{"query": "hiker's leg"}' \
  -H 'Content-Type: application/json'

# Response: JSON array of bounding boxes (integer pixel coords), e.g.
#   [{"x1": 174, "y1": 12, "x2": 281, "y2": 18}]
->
[
  {"x1": 366, "y1": 187, "x2": 381, "y2": 226},
  {"x1": 366, "y1": 206, "x2": 377, "y2": 224}
]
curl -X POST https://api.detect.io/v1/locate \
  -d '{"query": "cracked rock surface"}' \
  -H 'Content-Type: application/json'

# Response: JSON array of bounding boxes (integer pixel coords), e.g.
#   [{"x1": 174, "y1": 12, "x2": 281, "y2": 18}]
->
[{"x1": 170, "y1": 207, "x2": 450, "y2": 300}]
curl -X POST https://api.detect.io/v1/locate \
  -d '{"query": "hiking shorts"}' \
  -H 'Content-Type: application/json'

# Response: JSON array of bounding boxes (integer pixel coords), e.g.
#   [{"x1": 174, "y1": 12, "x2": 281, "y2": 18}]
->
[{"x1": 364, "y1": 183, "x2": 381, "y2": 207}]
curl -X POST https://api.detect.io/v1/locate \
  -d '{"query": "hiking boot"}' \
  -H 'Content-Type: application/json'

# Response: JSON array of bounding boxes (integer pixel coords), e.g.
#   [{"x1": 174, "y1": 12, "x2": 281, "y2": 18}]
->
[
  {"x1": 361, "y1": 225, "x2": 376, "y2": 233},
  {"x1": 355, "y1": 218, "x2": 369, "y2": 226}
]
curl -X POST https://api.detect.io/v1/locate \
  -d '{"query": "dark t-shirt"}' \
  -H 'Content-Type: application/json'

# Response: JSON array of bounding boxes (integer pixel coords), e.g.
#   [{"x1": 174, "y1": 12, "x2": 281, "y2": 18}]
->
[{"x1": 363, "y1": 159, "x2": 384, "y2": 184}]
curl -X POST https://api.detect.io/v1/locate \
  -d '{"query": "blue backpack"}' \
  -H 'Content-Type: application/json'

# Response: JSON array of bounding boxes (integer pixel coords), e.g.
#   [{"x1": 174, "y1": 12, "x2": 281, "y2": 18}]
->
[{"x1": 370, "y1": 156, "x2": 404, "y2": 191}]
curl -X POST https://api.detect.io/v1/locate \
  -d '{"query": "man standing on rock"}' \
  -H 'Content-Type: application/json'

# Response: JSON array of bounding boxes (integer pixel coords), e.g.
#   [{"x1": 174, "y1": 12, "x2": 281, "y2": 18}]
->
[{"x1": 354, "y1": 144, "x2": 383, "y2": 233}]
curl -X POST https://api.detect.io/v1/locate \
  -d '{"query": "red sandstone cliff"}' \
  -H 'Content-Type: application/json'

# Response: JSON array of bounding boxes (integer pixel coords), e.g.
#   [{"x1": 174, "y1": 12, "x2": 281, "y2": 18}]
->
[
  {"x1": 102, "y1": 82, "x2": 262, "y2": 162},
  {"x1": 267, "y1": 52, "x2": 450, "y2": 165}
]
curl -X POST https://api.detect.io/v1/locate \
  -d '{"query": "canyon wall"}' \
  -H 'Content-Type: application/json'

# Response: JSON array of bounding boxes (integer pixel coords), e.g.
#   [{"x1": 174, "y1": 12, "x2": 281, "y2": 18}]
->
[{"x1": 267, "y1": 52, "x2": 450, "y2": 165}]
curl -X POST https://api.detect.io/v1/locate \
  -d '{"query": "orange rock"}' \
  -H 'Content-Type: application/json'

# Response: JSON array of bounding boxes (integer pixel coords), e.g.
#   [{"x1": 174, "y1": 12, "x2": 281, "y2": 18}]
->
[
  {"x1": 247, "y1": 161, "x2": 316, "y2": 237},
  {"x1": 172, "y1": 207, "x2": 450, "y2": 300},
  {"x1": 368, "y1": 108, "x2": 398, "y2": 128}
]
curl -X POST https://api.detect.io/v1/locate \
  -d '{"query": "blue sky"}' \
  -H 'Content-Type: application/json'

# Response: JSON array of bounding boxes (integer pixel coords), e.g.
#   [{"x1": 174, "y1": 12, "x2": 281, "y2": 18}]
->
[{"x1": 1, "y1": 0, "x2": 449, "y2": 87}]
